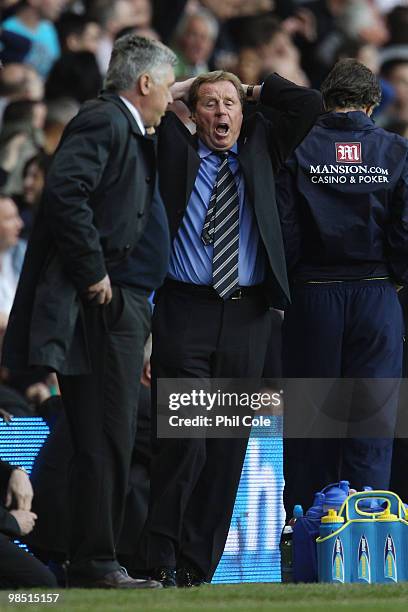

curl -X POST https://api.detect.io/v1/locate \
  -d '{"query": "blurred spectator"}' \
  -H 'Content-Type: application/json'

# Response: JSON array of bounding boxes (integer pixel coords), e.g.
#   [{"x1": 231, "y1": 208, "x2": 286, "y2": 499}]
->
[
  {"x1": 247, "y1": 15, "x2": 309, "y2": 85},
  {"x1": 235, "y1": 46, "x2": 263, "y2": 84},
  {"x1": 0, "y1": 29, "x2": 32, "y2": 64},
  {"x1": 0, "y1": 134, "x2": 29, "y2": 190},
  {"x1": 56, "y1": 11, "x2": 101, "y2": 53},
  {"x1": 0, "y1": 194, "x2": 25, "y2": 342},
  {"x1": 151, "y1": 0, "x2": 188, "y2": 43},
  {"x1": 339, "y1": 0, "x2": 388, "y2": 47},
  {"x1": 128, "y1": 0, "x2": 152, "y2": 27},
  {"x1": 0, "y1": 64, "x2": 44, "y2": 127},
  {"x1": 173, "y1": 9, "x2": 218, "y2": 78},
  {"x1": 288, "y1": 0, "x2": 349, "y2": 86},
  {"x1": 45, "y1": 51, "x2": 102, "y2": 102},
  {"x1": 0, "y1": 99, "x2": 45, "y2": 194},
  {"x1": 115, "y1": 24, "x2": 161, "y2": 41},
  {"x1": 200, "y1": 0, "x2": 274, "y2": 21},
  {"x1": 89, "y1": 0, "x2": 153, "y2": 74},
  {"x1": 386, "y1": 4, "x2": 408, "y2": 45},
  {"x1": 379, "y1": 5, "x2": 408, "y2": 70},
  {"x1": 43, "y1": 97, "x2": 78, "y2": 153},
  {"x1": 381, "y1": 59, "x2": 408, "y2": 123},
  {"x1": 386, "y1": 118, "x2": 408, "y2": 139},
  {"x1": 336, "y1": 37, "x2": 380, "y2": 74},
  {"x1": 335, "y1": 37, "x2": 395, "y2": 120},
  {"x1": 17, "y1": 151, "x2": 49, "y2": 239},
  {"x1": 0, "y1": 189, "x2": 52, "y2": 406},
  {"x1": 2, "y1": 0, "x2": 68, "y2": 79}
]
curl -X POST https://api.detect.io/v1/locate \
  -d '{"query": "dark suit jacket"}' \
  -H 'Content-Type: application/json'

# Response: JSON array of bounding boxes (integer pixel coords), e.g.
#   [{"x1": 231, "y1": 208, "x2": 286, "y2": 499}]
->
[
  {"x1": 157, "y1": 73, "x2": 322, "y2": 307},
  {"x1": 3, "y1": 93, "x2": 156, "y2": 375}
]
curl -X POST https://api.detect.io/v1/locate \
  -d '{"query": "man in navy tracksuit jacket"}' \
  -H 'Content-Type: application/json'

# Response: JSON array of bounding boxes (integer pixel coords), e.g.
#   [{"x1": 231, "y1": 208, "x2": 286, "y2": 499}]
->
[{"x1": 277, "y1": 59, "x2": 408, "y2": 516}]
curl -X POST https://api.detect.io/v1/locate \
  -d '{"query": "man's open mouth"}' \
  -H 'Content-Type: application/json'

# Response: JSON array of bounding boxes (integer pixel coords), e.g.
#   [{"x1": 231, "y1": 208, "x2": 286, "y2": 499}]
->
[{"x1": 215, "y1": 123, "x2": 229, "y2": 136}]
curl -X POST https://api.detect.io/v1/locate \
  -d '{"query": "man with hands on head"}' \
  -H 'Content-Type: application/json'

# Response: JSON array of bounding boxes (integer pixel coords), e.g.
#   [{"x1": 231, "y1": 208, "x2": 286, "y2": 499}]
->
[
  {"x1": 2, "y1": 35, "x2": 176, "y2": 589},
  {"x1": 0, "y1": 459, "x2": 57, "y2": 588},
  {"x1": 143, "y1": 69, "x2": 322, "y2": 586}
]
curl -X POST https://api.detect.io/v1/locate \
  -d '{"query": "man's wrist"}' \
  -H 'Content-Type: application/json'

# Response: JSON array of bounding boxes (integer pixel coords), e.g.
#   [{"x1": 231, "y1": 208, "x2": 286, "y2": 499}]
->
[
  {"x1": 13, "y1": 466, "x2": 28, "y2": 475},
  {"x1": 244, "y1": 84, "x2": 261, "y2": 102}
]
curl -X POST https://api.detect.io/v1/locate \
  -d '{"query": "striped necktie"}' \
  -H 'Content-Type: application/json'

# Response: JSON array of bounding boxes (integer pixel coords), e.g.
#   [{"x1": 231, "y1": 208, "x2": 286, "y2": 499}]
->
[{"x1": 201, "y1": 152, "x2": 240, "y2": 299}]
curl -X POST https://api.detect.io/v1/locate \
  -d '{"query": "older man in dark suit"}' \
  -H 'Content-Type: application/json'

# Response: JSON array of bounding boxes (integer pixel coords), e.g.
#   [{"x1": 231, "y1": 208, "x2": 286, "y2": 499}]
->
[
  {"x1": 2, "y1": 35, "x2": 175, "y2": 589},
  {"x1": 144, "y1": 71, "x2": 322, "y2": 586}
]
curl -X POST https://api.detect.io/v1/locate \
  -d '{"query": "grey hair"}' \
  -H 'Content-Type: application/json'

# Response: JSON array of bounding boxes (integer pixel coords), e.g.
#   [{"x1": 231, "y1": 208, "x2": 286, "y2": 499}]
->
[
  {"x1": 175, "y1": 8, "x2": 219, "y2": 42},
  {"x1": 104, "y1": 35, "x2": 177, "y2": 92}
]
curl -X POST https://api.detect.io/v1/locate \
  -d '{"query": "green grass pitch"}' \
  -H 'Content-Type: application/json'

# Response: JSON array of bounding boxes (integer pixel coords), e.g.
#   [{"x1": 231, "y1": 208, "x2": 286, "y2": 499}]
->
[{"x1": 2, "y1": 583, "x2": 408, "y2": 612}]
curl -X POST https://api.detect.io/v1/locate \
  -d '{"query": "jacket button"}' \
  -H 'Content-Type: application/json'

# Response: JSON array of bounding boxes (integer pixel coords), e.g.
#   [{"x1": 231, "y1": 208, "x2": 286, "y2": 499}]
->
[
  {"x1": 145, "y1": 176, "x2": 151, "y2": 183},
  {"x1": 125, "y1": 244, "x2": 131, "y2": 250}
]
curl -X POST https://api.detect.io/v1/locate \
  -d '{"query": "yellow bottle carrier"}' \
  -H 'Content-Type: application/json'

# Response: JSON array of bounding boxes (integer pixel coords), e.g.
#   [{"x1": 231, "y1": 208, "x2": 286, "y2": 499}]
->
[{"x1": 317, "y1": 491, "x2": 408, "y2": 583}]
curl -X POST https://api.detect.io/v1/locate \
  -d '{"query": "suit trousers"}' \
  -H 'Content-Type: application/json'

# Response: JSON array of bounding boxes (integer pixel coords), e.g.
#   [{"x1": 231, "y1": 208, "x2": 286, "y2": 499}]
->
[
  {"x1": 144, "y1": 282, "x2": 272, "y2": 579},
  {"x1": 58, "y1": 286, "x2": 150, "y2": 579},
  {"x1": 282, "y1": 280, "x2": 403, "y2": 516}
]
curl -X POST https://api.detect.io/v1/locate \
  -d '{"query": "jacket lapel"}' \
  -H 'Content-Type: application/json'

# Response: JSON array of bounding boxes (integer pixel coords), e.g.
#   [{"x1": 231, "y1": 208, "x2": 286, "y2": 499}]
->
[
  {"x1": 98, "y1": 92, "x2": 146, "y2": 137},
  {"x1": 237, "y1": 134, "x2": 255, "y2": 209},
  {"x1": 185, "y1": 138, "x2": 201, "y2": 208}
]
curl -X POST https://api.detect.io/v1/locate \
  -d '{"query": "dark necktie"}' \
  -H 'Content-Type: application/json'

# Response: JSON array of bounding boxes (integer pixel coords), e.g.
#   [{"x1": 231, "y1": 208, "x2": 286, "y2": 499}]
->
[{"x1": 201, "y1": 152, "x2": 240, "y2": 299}]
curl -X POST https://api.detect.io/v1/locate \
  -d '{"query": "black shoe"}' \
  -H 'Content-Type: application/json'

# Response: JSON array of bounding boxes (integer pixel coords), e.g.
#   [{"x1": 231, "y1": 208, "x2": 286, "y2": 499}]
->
[
  {"x1": 68, "y1": 568, "x2": 162, "y2": 589},
  {"x1": 176, "y1": 566, "x2": 206, "y2": 588},
  {"x1": 151, "y1": 567, "x2": 177, "y2": 588}
]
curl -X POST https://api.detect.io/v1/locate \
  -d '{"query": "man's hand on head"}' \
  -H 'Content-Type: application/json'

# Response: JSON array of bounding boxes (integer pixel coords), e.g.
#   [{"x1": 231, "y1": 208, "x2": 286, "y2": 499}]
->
[
  {"x1": 6, "y1": 468, "x2": 33, "y2": 511},
  {"x1": 85, "y1": 275, "x2": 112, "y2": 305},
  {"x1": 170, "y1": 77, "x2": 196, "y2": 106}
]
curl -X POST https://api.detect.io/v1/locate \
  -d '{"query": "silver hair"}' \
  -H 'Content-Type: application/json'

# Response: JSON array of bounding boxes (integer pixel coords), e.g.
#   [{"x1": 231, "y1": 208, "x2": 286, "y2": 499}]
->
[
  {"x1": 104, "y1": 35, "x2": 177, "y2": 92},
  {"x1": 175, "y1": 8, "x2": 219, "y2": 42}
]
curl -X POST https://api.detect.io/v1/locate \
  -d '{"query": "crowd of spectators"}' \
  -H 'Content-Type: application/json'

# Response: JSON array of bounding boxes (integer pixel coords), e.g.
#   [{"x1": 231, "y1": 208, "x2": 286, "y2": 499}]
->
[
  {"x1": 0, "y1": 0, "x2": 407, "y2": 419},
  {"x1": 1, "y1": 0, "x2": 408, "y2": 587}
]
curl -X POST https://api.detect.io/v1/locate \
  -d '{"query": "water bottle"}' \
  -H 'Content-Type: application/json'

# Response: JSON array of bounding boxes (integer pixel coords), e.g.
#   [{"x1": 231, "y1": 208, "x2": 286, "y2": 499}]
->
[
  {"x1": 280, "y1": 504, "x2": 303, "y2": 583},
  {"x1": 306, "y1": 492, "x2": 326, "y2": 519},
  {"x1": 322, "y1": 480, "x2": 350, "y2": 513},
  {"x1": 320, "y1": 509, "x2": 345, "y2": 538}
]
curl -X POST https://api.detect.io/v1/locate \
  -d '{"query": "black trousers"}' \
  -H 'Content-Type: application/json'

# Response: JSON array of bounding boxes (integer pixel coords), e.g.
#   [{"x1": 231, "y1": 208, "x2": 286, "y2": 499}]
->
[
  {"x1": 58, "y1": 286, "x2": 150, "y2": 579},
  {"x1": 0, "y1": 533, "x2": 57, "y2": 588},
  {"x1": 143, "y1": 282, "x2": 271, "y2": 579},
  {"x1": 282, "y1": 281, "x2": 403, "y2": 516}
]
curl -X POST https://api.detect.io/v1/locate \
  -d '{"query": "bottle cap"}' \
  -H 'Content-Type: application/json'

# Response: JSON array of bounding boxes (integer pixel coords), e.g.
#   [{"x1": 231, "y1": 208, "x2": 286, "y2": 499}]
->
[
  {"x1": 293, "y1": 504, "x2": 303, "y2": 518},
  {"x1": 321, "y1": 509, "x2": 344, "y2": 524},
  {"x1": 376, "y1": 507, "x2": 398, "y2": 521}
]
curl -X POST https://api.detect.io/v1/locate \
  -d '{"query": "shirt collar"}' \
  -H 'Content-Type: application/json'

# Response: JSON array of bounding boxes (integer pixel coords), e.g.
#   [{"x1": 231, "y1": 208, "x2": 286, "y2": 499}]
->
[
  {"x1": 119, "y1": 96, "x2": 146, "y2": 135},
  {"x1": 198, "y1": 139, "x2": 238, "y2": 159},
  {"x1": 317, "y1": 111, "x2": 375, "y2": 131}
]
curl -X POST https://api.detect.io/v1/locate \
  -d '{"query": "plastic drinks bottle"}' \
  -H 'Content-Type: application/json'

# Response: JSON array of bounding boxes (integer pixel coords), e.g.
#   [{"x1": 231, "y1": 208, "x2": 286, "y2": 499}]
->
[{"x1": 280, "y1": 504, "x2": 303, "y2": 582}]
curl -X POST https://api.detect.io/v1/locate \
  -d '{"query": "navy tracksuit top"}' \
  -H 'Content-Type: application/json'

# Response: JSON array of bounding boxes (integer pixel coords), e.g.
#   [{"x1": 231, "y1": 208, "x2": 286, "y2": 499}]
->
[{"x1": 277, "y1": 111, "x2": 408, "y2": 284}]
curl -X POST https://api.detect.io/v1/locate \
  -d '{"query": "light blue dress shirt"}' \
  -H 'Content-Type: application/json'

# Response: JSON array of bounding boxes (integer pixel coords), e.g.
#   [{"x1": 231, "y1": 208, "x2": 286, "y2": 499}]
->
[{"x1": 168, "y1": 140, "x2": 265, "y2": 286}]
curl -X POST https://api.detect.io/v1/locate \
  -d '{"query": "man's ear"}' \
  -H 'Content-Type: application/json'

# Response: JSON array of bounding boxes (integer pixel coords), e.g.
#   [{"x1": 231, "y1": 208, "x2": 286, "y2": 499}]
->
[{"x1": 138, "y1": 73, "x2": 151, "y2": 96}]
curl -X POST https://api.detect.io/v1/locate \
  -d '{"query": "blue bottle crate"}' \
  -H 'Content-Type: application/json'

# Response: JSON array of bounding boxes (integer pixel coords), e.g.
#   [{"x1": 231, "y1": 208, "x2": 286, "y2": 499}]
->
[{"x1": 317, "y1": 491, "x2": 408, "y2": 583}]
